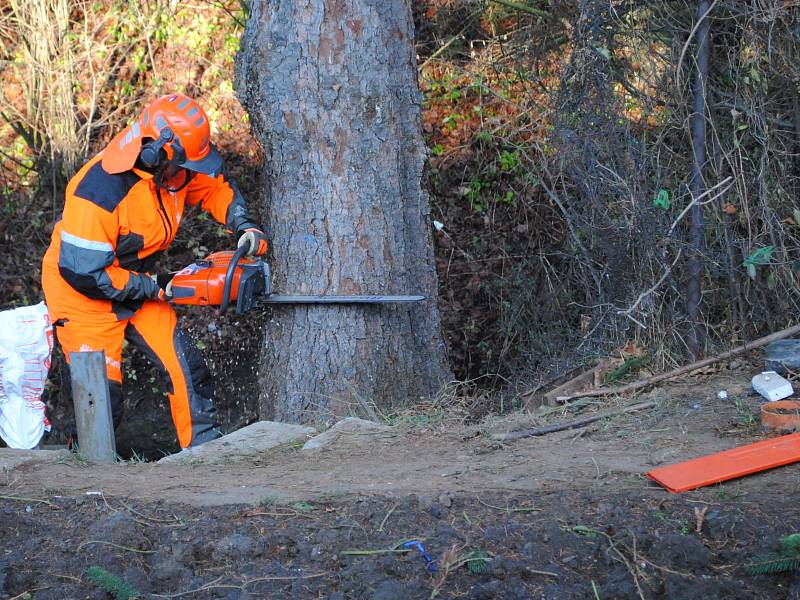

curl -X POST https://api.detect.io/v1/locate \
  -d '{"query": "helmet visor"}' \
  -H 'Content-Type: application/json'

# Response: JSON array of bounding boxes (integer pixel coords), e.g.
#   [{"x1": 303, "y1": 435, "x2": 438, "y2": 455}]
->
[{"x1": 173, "y1": 143, "x2": 223, "y2": 177}]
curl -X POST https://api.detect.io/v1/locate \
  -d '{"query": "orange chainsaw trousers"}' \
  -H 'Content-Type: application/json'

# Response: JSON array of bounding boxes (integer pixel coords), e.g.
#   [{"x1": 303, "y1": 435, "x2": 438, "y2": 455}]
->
[{"x1": 53, "y1": 300, "x2": 220, "y2": 448}]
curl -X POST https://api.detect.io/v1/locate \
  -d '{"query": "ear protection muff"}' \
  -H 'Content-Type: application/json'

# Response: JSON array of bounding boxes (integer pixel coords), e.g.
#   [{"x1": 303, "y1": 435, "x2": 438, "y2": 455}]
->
[{"x1": 139, "y1": 127, "x2": 176, "y2": 168}]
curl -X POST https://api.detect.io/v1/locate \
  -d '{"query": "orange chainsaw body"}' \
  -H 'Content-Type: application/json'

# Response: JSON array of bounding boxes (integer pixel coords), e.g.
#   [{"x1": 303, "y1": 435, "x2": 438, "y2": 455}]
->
[{"x1": 169, "y1": 251, "x2": 269, "y2": 312}]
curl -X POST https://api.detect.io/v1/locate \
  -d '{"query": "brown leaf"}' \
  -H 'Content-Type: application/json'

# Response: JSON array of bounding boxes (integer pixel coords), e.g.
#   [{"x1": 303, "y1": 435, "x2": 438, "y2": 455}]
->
[
  {"x1": 466, "y1": 274, "x2": 481, "y2": 293},
  {"x1": 621, "y1": 341, "x2": 642, "y2": 357},
  {"x1": 694, "y1": 505, "x2": 708, "y2": 533}
]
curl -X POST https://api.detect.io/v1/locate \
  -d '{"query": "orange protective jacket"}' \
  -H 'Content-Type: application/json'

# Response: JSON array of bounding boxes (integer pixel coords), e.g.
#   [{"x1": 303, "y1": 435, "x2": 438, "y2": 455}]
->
[{"x1": 42, "y1": 153, "x2": 256, "y2": 320}]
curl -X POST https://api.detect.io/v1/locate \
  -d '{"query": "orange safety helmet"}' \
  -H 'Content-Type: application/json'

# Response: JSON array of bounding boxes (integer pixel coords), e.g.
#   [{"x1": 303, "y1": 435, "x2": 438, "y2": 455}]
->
[{"x1": 102, "y1": 93, "x2": 223, "y2": 176}]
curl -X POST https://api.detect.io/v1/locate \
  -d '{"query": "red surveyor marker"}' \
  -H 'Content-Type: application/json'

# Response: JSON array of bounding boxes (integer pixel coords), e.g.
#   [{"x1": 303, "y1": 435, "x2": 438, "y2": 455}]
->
[{"x1": 646, "y1": 432, "x2": 800, "y2": 493}]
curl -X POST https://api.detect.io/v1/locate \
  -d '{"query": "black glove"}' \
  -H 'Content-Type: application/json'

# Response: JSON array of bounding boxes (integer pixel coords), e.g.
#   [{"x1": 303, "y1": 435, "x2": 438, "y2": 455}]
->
[
  {"x1": 237, "y1": 227, "x2": 269, "y2": 257},
  {"x1": 150, "y1": 273, "x2": 174, "y2": 300}
]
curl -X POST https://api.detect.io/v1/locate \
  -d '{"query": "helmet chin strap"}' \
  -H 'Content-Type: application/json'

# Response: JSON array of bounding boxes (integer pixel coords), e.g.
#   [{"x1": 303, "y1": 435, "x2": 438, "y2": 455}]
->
[{"x1": 154, "y1": 163, "x2": 194, "y2": 193}]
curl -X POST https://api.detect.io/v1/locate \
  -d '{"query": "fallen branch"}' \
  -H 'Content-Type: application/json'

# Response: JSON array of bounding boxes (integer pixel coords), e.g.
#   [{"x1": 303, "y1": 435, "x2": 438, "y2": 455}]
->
[
  {"x1": 419, "y1": 29, "x2": 465, "y2": 72},
  {"x1": 0, "y1": 494, "x2": 54, "y2": 506},
  {"x1": 8, "y1": 588, "x2": 49, "y2": 600},
  {"x1": 475, "y1": 497, "x2": 541, "y2": 512},
  {"x1": 77, "y1": 540, "x2": 156, "y2": 554},
  {"x1": 151, "y1": 572, "x2": 328, "y2": 598},
  {"x1": 241, "y1": 508, "x2": 314, "y2": 519},
  {"x1": 554, "y1": 324, "x2": 800, "y2": 403},
  {"x1": 492, "y1": 401, "x2": 656, "y2": 441},
  {"x1": 488, "y1": 0, "x2": 551, "y2": 18},
  {"x1": 341, "y1": 548, "x2": 410, "y2": 556}
]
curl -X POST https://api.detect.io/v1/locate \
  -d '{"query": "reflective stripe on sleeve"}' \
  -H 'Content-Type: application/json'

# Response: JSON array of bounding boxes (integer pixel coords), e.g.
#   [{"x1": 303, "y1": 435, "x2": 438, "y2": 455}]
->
[{"x1": 60, "y1": 230, "x2": 114, "y2": 253}]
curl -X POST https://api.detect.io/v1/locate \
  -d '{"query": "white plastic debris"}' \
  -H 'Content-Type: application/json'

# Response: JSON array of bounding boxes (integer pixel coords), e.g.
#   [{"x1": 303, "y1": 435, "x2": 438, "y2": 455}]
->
[
  {"x1": 752, "y1": 371, "x2": 794, "y2": 402},
  {"x1": 433, "y1": 220, "x2": 445, "y2": 231},
  {"x1": 717, "y1": 390, "x2": 728, "y2": 400}
]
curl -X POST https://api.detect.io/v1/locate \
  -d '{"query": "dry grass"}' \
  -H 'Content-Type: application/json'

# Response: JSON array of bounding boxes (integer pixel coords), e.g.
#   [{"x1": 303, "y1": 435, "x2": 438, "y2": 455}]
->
[{"x1": 0, "y1": 0, "x2": 175, "y2": 195}]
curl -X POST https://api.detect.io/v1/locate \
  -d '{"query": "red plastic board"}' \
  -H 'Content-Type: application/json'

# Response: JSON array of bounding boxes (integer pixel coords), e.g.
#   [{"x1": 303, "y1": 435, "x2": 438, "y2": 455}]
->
[{"x1": 646, "y1": 432, "x2": 800, "y2": 493}]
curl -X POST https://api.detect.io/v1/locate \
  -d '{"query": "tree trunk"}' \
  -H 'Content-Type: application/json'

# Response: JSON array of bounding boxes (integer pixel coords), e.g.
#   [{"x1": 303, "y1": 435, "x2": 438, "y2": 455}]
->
[
  {"x1": 235, "y1": 0, "x2": 451, "y2": 424},
  {"x1": 686, "y1": 0, "x2": 712, "y2": 357}
]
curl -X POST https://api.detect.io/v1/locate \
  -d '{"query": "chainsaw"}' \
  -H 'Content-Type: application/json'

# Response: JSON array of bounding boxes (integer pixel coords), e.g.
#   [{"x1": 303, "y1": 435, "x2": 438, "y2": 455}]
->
[{"x1": 169, "y1": 245, "x2": 425, "y2": 315}]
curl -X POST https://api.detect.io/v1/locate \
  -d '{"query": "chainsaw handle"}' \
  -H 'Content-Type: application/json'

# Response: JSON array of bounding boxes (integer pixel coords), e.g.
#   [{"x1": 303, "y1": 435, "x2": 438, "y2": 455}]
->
[{"x1": 219, "y1": 244, "x2": 249, "y2": 316}]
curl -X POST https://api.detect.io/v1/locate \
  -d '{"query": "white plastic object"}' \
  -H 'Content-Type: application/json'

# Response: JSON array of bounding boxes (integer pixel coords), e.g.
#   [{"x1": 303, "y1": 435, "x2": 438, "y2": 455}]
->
[
  {"x1": 717, "y1": 390, "x2": 728, "y2": 400},
  {"x1": 752, "y1": 371, "x2": 794, "y2": 402},
  {"x1": 0, "y1": 302, "x2": 53, "y2": 448}
]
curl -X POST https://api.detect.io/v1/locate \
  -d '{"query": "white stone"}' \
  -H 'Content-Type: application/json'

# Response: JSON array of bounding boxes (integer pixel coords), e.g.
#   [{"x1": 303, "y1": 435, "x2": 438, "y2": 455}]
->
[
  {"x1": 157, "y1": 421, "x2": 316, "y2": 465},
  {"x1": 301, "y1": 417, "x2": 391, "y2": 451},
  {"x1": 752, "y1": 371, "x2": 794, "y2": 402}
]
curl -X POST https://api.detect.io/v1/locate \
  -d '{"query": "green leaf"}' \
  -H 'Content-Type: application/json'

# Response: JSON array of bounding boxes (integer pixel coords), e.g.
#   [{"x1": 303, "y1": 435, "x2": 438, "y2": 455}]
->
[
  {"x1": 604, "y1": 356, "x2": 646, "y2": 384},
  {"x1": 742, "y1": 246, "x2": 774, "y2": 267},
  {"x1": 571, "y1": 525, "x2": 600, "y2": 538},
  {"x1": 292, "y1": 501, "x2": 316, "y2": 513},
  {"x1": 499, "y1": 150, "x2": 519, "y2": 172},
  {"x1": 747, "y1": 263, "x2": 757, "y2": 280},
  {"x1": 653, "y1": 189, "x2": 670, "y2": 210}
]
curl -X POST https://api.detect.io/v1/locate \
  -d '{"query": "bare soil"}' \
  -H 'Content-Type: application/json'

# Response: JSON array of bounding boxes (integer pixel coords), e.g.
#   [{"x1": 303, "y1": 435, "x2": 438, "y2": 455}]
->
[{"x1": 3, "y1": 369, "x2": 800, "y2": 599}]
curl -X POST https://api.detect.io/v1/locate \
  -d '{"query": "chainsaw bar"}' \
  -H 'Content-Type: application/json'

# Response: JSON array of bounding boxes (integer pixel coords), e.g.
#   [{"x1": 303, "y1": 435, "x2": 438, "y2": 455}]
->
[{"x1": 259, "y1": 295, "x2": 425, "y2": 304}]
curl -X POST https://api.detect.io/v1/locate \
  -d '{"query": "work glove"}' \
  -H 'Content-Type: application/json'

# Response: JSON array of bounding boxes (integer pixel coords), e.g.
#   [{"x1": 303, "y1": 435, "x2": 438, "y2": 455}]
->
[
  {"x1": 150, "y1": 273, "x2": 174, "y2": 301},
  {"x1": 237, "y1": 227, "x2": 269, "y2": 257}
]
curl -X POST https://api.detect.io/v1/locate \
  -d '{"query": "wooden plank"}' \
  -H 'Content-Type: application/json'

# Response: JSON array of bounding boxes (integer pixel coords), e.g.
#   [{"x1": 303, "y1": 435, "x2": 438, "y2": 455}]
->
[
  {"x1": 520, "y1": 363, "x2": 593, "y2": 409},
  {"x1": 543, "y1": 368, "x2": 597, "y2": 406},
  {"x1": 523, "y1": 359, "x2": 617, "y2": 408},
  {"x1": 69, "y1": 351, "x2": 116, "y2": 464}
]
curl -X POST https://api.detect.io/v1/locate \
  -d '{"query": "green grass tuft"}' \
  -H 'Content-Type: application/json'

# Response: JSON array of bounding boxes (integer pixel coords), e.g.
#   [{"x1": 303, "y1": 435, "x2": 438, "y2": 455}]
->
[
  {"x1": 86, "y1": 566, "x2": 140, "y2": 600},
  {"x1": 466, "y1": 549, "x2": 491, "y2": 574}
]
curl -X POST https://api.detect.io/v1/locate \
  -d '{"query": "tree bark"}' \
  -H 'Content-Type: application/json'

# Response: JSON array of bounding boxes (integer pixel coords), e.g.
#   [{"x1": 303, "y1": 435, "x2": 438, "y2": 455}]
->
[
  {"x1": 235, "y1": 0, "x2": 451, "y2": 424},
  {"x1": 686, "y1": 0, "x2": 712, "y2": 357}
]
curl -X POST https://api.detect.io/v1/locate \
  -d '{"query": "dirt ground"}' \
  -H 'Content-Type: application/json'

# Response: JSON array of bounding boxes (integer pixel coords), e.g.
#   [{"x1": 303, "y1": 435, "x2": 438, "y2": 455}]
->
[{"x1": 3, "y1": 368, "x2": 800, "y2": 599}]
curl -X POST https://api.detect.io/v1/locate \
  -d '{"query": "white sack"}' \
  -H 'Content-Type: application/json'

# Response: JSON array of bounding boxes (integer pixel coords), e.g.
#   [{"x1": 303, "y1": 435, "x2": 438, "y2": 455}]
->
[{"x1": 0, "y1": 302, "x2": 53, "y2": 448}]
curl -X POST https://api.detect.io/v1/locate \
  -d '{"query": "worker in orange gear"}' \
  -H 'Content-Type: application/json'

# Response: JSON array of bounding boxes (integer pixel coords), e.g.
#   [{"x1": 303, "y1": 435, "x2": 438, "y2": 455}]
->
[{"x1": 41, "y1": 93, "x2": 268, "y2": 449}]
